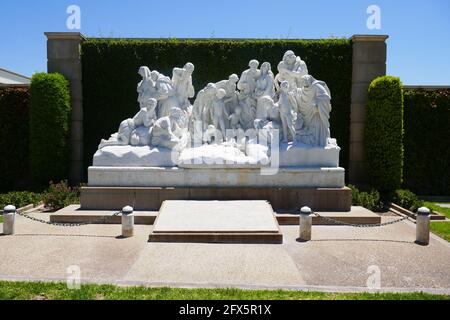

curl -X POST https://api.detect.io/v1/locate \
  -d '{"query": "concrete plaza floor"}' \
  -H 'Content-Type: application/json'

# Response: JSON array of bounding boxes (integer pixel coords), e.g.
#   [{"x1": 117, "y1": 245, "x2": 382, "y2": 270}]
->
[{"x1": 0, "y1": 211, "x2": 449, "y2": 294}]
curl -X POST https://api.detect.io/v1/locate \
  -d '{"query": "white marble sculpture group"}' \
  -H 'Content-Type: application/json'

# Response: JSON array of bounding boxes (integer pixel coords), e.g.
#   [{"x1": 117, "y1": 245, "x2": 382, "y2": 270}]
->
[{"x1": 96, "y1": 50, "x2": 338, "y2": 167}]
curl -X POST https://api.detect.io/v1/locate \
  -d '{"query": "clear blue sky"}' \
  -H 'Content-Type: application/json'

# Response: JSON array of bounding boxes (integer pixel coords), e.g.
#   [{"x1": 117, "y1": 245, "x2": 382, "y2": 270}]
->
[{"x1": 1, "y1": 0, "x2": 449, "y2": 85}]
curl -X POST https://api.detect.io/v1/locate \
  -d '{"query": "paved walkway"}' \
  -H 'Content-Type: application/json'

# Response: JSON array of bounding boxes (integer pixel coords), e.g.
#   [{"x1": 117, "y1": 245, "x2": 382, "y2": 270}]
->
[{"x1": 1, "y1": 212, "x2": 449, "y2": 294}]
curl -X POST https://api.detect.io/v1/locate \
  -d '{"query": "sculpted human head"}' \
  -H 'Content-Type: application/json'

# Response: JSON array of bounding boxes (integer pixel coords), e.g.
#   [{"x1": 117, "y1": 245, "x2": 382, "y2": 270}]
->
[
  {"x1": 205, "y1": 83, "x2": 217, "y2": 96},
  {"x1": 300, "y1": 75, "x2": 314, "y2": 87},
  {"x1": 249, "y1": 59, "x2": 259, "y2": 70},
  {"x1": 150, "y1": 71, "x2": 160, "y2": 81},
  {"x1": 283, "y1": 50, "x2": 297, "y2": 65},
  {"x1": 261, "y1": 62, "x2": 271, "y2": 75},
  {"x1": 148, "y1": 98, "x2": 157, "y2": 109},
  {"x1": 216, "y1": 88, "x2": 227, "y2": 99},
  {"x1": 184, "y1": 62, "x2": 195, "y2": 75},
  {"x1": 280, "y1": 81, "x2": 290, "y2": 92},
  {"x1": 138, "y1": 66, "x2": 151, "y2": 79},
  {"x1": 229, "y1": 74, "x2": 239, "y2": 83}
]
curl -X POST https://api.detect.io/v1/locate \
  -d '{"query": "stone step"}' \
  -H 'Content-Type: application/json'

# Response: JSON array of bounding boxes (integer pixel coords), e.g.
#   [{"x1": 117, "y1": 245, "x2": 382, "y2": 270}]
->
[{"x1": 148, "y1": 232, "x2": 283, "y2": 244}]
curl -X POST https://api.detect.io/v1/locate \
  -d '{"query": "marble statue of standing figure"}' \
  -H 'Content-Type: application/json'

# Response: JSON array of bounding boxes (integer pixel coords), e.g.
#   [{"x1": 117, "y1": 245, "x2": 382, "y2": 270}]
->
[
  {"x1": 297, "y1": 75, "x2": 332, "y2": 147},
  {"x1": 275, "y1": 50, "x2": 308, "y2": 91},
  {"x1": 254, "y1": 62, "x2": 276, "y2": 100},
  {"x1": 137, "y1": 66, "x2": 155, "y2": 110},
  {"x1": 150, "y1": 70, "x2": 177, "y2": 118},
  {"x1": 237, "y1": 82, "x2": 257, "y2": 130},
  {"x1": 237, "y1": 60, "x2": 261, "y2": 94},
  {"x1": 191, "y1": 83, "x2": 216, "y2": 136},
  {"x1": 210, "y1": 88, "x2": 229, "y2": 139},
  {"x1": 172, "y1": 63, "x2": 195, "y2": 111},
  {"x1": 278, "y1": 81, "x2": 297, "y2": 143}
]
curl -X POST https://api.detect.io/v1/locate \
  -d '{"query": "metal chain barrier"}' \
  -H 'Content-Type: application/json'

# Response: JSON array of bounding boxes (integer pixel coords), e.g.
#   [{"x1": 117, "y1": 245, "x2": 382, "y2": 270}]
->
[
  {"x1": 14, "y1": 190, "x2": 137, "y2": 228},
  {"x1": 313, "y1": 212, "x2": 409, "y2": 228},
  {"x1": 16, "y1": 210, "x2": 121, "y2": 227}
]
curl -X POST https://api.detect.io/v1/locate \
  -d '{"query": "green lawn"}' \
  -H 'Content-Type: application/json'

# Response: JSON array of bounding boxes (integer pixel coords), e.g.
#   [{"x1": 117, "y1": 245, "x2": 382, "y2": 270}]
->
[
  {"x1": 431, "y1": 222, "x2": 450, "y2": 242},
  {"x1": 0, "y1": 215, "x2": 3, "y2": 223},
  {"x1": 423, "y1": 202, "x2": 450, "y2": 242},
  {"x1": 0, "y1": 281, "x2": 448, "y2": 300},
  {"x1": 424, "y1": 202, "x2": 450, "y2": 219}
]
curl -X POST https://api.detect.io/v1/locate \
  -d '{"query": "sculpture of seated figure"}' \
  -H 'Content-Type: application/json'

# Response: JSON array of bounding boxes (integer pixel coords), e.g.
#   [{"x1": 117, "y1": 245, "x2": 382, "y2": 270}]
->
[
  {"x1": 130, "y1": 98, "x2": 158, "y2": 146},
  {"x1": 255, "y1": 62, "x2": 275, "y2": 100},
  {"x1": 98, "y1": 98, "x2": 158, "y2": 149},
  {"x1": 275, "y1": 50, "x2": 308, "y2": 91},
  {"x1": 210, "y1": 89, "x2": 229, "y2": 139},
  {"x1": 278, "y1": 81, "x2": 297, "y2": 143},
  {"x1": 172, "y1": 62, "x2": 195, "y2": 111},
  {"x1": 229, "y1": 105, "x2": 244, "y2": 130},
  {"x1": 296, "y1": 75, "x2": 332, "y2": 147},
  {"x1": 254, "y1": 96, "x2": 281, "y2": 145},
  {"x1": 98, "y1": 119, "x2": 135, "y2": 149},
  {"x1": 150, "y1": 116, "x2": 182, "y2": 150}
]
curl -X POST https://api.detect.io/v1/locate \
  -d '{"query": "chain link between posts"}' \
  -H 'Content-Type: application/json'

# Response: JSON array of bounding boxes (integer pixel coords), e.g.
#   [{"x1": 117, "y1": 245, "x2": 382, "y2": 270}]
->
[
  {"x1": 16, "y1": 210, "x2": 122, "y2": 227},
  {"x1": 13, "y1": 190, "x2": 137, "y2": 227},
  {"x1": 312, "y1": 212, "x2": 409, "y2": 228}
]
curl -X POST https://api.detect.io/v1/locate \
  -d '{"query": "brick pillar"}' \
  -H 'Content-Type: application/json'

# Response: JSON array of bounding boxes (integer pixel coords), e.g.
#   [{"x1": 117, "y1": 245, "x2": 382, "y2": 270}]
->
[
  {"x1": 45, "y1": 32, "x2": 85, "y2": 185},
  {"x1": 348, "y1": 35, "x2": 389, "y2": 186}
]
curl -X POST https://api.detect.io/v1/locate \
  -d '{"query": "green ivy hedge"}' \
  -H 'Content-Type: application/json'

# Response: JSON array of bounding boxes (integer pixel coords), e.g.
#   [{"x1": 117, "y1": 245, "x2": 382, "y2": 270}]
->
[
  {"x1": 364, "y1": 76, "x2": 404, "y2": 193},
  {"x1": 403, "y1": 89, "x2": 450, "y2": 195},
  {"x1": 81, "y1": 38, "x2": 353, "y2": 173},
  {"x1": 29, "y1": 73, "x2": 71, "y2": 185},
  {"x1": 0, "y1": 87, "x2": 30, "y2": 192}
]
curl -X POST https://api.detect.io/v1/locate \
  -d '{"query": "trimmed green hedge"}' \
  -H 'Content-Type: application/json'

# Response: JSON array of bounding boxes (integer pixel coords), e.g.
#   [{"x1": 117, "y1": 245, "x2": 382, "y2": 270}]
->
[
  {"x1": 403, "y1": 89, "x2": 450, "y2": 195},
  {"x1": 29, "y1": 73, "x2": 71, "y2": 185},
  {"x1": 0, "y1": 87, "x2": 30, "y2": 192},
  {"x1": 81, "y1": 38, "x2": 353, "y2": 173},
  {"x1": 364, "y1": 76, "x2": 404, "y2": 193}
]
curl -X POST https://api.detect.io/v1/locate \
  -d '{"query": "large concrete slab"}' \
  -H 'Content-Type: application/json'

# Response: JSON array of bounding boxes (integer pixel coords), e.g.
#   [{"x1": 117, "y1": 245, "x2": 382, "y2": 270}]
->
[
  {"x1": 153, "y1": 201, "x2": 279, "y2": 233},
  {"x1": 150, "y1": 201, "x2": 282, "y2": 243}
]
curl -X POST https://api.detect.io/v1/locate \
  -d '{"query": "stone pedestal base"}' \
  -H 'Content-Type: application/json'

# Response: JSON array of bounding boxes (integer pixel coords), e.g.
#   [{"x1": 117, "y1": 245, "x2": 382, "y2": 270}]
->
[
  {"x1": 88, "y1": 166, "x2": 345, "y2": 188},
  {"x1": 80, "y1": 186, "x2": 351, "y2": 211}
]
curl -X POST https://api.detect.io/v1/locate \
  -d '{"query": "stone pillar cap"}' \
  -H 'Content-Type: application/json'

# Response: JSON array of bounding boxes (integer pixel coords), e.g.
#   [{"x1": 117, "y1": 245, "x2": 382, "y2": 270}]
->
[
  {"x1": 351, "y1": 34, "x2": 389, "y2": 42},
  {"x1": 417, "y1": 207, "x2": 431, "y2": 215},
  {"x1": 3, "y1": 205, "x2": 16, "y2": 212},
  {"x1": 300, "y1": 206, "x2": 312, "y2": 214},
  {"x1": 122, "y1": 206, "x2": 134, "y2": 214},
  {"x1": 45, "y1": 32, "x2": 86, "y2": 41}
]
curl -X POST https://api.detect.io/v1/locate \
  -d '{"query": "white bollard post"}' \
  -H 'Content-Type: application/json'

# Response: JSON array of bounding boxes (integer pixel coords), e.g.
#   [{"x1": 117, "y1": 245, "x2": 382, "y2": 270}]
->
[
  {"x1": 299, "y1": 206, "x2": 313, "y2": 241},
  {"x1": 121, "y1": 206, "x2": 134, "y2": 238},
  {"x1": 3, "y1": 205, "x2": 16, "y2": 235},
  {"x1": 416, "y1": 207, "x2": 430, "y2": 246}
]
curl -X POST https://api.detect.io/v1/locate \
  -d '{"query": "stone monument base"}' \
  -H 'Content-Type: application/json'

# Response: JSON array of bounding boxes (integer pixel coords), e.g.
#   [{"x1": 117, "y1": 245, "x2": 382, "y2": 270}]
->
[
  {"x1": 88, "y1": 166, "x2": 345, "y2": 188},
  {"x1": 80, "y1": 185, "x2": 351, "y2": 211}
]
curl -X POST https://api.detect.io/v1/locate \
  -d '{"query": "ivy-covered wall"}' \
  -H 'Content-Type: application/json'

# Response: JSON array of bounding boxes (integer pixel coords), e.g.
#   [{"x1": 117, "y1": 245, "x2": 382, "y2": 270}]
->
[
  {"x1": 81, "y1": 38, "x2": 353, "y2": 174},
  {"x1": 403, "y1": 89, "x2": 450, "y2": 195}
]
